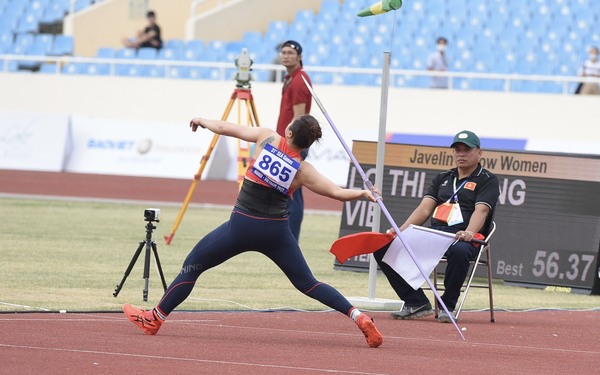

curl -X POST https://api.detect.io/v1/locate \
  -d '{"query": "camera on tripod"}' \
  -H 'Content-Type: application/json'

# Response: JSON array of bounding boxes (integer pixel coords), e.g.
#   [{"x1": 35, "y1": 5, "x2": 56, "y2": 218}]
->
[
  {"x1": 114, "y1": 207, "x2": 167, "y2": 300},
  {"x1": 144, "y1": 208, "x2": 160, "y2": 222}
]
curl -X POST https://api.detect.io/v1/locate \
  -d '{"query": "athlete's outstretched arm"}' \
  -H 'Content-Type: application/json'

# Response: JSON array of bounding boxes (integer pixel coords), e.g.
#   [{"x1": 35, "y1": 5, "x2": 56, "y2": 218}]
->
[
  {"x1": 299, "y1": 161, "x2": 377, "y2": 202},
  {"x1": 190, "y1": 117, "x2": 274, "y2": 143}
]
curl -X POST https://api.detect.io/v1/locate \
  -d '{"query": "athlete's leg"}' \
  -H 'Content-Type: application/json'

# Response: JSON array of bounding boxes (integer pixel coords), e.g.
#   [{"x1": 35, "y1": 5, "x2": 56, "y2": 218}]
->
[
  {"x1": 260, "y1": 221, "x2": 353, "y2": 315},
  {"x1": 156, "y1": 211, "x2": 254, "y2": 315}
]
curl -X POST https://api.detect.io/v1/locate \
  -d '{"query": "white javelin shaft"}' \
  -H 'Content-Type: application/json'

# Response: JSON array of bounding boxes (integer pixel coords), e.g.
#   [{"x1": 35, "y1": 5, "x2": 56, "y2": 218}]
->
[{"x1": 302, "y1": 76, "x2": 464, "y2": 340}]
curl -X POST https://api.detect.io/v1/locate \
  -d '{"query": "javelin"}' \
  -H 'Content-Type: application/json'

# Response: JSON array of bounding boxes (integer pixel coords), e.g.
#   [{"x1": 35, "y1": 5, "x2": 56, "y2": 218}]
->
[{"x1": 302, "y1": 76, "x2": 465, "y2": 340}]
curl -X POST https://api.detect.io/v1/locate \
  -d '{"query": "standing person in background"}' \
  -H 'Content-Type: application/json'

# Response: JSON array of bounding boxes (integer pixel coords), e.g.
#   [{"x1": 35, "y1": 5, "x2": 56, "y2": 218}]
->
[
  {"x1": 276, "y1": 40, "x2": 312, "y2": 242},
  {"x1": 122, "y1": 10, "x2": 162, "y2": 50},
  {"x1": 123, "y1": 114, "x2": 384, "y2": 348},
  {"x1": 577, "y1": 46, "x2": 600, "y2": 95},
  {"x1": 427, "y1": 36, "x2": 449, "y2": 89}
]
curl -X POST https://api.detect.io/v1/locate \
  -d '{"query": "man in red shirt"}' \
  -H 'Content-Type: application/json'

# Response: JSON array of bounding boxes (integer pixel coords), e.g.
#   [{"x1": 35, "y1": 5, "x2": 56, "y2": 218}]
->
[{"x1": 276, "y1": 40, "x2": 312, "y2": 241}]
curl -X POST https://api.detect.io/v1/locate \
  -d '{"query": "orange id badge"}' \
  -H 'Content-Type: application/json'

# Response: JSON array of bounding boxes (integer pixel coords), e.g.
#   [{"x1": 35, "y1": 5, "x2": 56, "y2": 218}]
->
[
  {"x1": 432, "y1": 202, "x2": 453, "y2": 223},
  {"x1": 433, "y1": 202, "x2": 464, "y2": 226}
]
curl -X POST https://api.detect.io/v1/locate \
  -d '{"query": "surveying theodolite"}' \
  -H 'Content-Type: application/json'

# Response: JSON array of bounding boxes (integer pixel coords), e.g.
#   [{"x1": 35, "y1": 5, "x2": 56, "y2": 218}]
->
[
  {"x1": 164, "y1": 49, "x2": 261, "y2": 245},
  {"x1": 113, "y1": 208, "x2": 168, "y2": 301},
  {"x1": 234, "y1": 47, "x2": 253, "y2": 89}
]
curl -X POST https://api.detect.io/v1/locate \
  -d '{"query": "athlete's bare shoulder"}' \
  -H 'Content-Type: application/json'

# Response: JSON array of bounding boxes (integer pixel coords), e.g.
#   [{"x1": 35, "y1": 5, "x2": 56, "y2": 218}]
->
[{"x1": 260, "y1": 135, "x2": 277, "y2": 148}]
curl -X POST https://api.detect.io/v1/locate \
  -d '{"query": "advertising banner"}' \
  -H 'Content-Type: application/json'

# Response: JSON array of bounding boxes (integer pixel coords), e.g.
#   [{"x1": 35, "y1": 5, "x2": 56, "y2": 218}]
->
[
  {"x1": 0, "y1": 111, "x2": 70, "y2": 172},
  {"x1": 65, "y1": 116, "x2": 230, "y2": 179},
  {"x1": 337, "y1": 141, "x2": 600, "y2": 292}
]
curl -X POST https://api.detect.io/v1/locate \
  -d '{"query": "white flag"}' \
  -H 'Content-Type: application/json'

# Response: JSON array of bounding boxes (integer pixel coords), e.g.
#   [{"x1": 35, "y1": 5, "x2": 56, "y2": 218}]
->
[{"x1": 382, "y1": 225, "x2": 457, "y2": 290}]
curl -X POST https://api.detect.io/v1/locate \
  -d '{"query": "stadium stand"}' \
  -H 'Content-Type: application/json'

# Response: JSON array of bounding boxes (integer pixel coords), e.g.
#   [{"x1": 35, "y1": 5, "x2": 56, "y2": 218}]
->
[{"x1": 1, "y1": 0, "x2": 599, "y2": 94}]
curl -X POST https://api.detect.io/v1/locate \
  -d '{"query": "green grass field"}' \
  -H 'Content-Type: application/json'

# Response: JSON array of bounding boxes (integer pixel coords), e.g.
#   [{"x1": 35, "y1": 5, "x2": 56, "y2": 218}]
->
[{"x1": 1, "y1": 197, "x2": 598, "y2": 313}]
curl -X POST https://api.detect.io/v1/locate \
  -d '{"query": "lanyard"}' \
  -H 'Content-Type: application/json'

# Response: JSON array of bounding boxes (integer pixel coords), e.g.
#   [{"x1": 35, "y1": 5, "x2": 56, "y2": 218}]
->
[{"x1": 447, "y1": 177, "x2": 468, "y2": 203}]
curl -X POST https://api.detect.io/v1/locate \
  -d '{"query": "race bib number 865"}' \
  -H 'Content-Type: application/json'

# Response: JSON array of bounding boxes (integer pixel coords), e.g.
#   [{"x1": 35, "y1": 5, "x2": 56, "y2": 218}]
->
[{"x1": 251, "y1": 143, "x2": 300, "y2": 194}]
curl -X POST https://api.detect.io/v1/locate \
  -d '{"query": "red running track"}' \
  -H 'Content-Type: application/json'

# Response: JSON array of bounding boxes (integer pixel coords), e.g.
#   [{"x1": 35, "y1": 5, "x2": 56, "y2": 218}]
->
[
  {"x1": 1, "y1": 310, "x2": 599, "y2": 374},
  {"x1": 0, "y1": 170, "x2": 343, "y2": 211}
]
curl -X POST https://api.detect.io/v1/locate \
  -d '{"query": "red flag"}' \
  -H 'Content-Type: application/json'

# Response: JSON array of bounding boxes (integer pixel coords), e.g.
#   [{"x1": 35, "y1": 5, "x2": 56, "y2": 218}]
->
[{"x1": 330, "y1": 232, "x2": 395, "y2": 264}]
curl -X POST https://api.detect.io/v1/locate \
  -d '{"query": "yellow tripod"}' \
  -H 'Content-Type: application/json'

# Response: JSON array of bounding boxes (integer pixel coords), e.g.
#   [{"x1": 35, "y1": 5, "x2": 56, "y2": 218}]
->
[{"x1": 164, "y1": 88, "x2": 260, "y2": 245}]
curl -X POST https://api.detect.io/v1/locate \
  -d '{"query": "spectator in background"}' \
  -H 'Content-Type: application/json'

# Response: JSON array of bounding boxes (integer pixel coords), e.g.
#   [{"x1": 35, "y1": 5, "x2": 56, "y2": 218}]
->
[
  {"x1": 427, "y1": 36, "x2": 449, "y2": 89},
  {"x1": 276, "y1": 40, "x2": 312, "y2": 242},
  {"x1": 122, "y1": 10, "x2": 162, "y2": 50},
  {"x1": 576, "y1": 46, "x2": 600, "y2": 95}
]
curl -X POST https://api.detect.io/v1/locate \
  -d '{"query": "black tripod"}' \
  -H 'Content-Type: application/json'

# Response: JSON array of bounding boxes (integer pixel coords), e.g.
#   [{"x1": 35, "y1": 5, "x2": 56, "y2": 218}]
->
[{"x1": 113, "y1": 220, "x2": 168, "y2": 301}]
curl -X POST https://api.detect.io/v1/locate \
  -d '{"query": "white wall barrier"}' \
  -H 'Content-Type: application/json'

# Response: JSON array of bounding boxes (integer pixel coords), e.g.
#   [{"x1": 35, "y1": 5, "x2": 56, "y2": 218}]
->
[{"x1": 0, "y1": 111, "x2": 70, "y2": 172}]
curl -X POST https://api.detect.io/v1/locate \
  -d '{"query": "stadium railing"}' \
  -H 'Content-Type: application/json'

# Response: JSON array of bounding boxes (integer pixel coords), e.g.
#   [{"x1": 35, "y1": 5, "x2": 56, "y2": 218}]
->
[{"x1": 1, "y1": 53, "x2": 598, "y2": 95}]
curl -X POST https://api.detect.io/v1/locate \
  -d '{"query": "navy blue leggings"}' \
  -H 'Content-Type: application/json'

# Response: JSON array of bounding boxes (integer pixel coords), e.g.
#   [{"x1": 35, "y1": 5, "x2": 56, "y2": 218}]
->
[{"x1": 156, "y1": 209, "x2": 354, "y2": 317}]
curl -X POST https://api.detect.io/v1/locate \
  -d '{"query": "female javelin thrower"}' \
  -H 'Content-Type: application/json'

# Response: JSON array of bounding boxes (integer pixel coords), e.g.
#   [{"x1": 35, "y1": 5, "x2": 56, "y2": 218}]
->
[{"x1": 123, "y1": 114, "x2": 383, "y2": 348}]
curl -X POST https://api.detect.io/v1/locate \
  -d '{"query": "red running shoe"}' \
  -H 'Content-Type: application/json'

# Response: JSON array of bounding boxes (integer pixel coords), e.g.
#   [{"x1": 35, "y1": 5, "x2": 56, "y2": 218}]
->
[
  {"x1": 356, "y1": 314, "x2": 383, "y2": 348},
  {"x1": 123, "y1": 304, "x2": 162, "y2": 335}
]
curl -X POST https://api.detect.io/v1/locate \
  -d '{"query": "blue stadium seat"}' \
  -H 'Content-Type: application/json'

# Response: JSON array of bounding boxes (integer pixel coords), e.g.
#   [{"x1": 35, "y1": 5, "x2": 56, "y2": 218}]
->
[
  {"x1": 157, "y1": 48, "x2": 179, "y2": 61},
  {"x1": 96, "y1": 47, "x2": 116, "y2": 59},
  {"x1": 115, "y1": 64, "x2": 144, "y2": 77},
  {"x1": 454, "y1": 78, "x2": 473, "y2": 91},
  {"x1": 289, "y1": 19, "x2": 310, "y2": 36},
  {"x1": 188, "y1": 66, "x2": 210, "y2": 79},
  {"x1": 249, "y1": 69, "x2": 267, "y2": 82},
  {"x1": 206, "y1": 67, "x2": 226, "y2": 80},
  {"x1": 18, "y1": 43, "x2": 46, "y2": 69},
  {"x1": 39, "y1": 62, "x2": 58, "y2": 74},
  {"x1": 167, "y1": 65, "x2": 189, "y2": 79},
  {"x1": 186, "y1": 39, "x2": 205, "y2": 53},
  {"x1": 242, "y1": 31, "x2": 262, "y2": 46},
  {"x1": 137, "y1": 47, "x2": 157, "y2": 59},
  {"x1": 316, "y1": 0, "x2": 340, "y2": 23},
  {"x1": 15, "y1": 12, "x2": 40, "y2": 33},
  {"x1": 144, "y1": 65, "x2": 166, "y2": 78},
  {"x1": 310, "y1": 71, "x2": 333, "y2": 84},
  {"x1": 4, "y1": 0, "x2": 28, "y2": 17},
  {"x1": 14, "y1": 33, "x2": 35, "y2": 49},
  {"x1": 165, "y1": 38, "x2": 185, "y2": 52},
  {"x1": 181, "y1": 48, "x2": 200, "y2": 61},
  {"x1": 47, "y1": 0, "x2": 71, "y2": 14},
  {"x1": 225, "y1": 45, "x2": 247, "y2": 62},
  {"x1": 0, "y1": 16, "x2": 18, "y2": 33},
  {"x1": 84, "y1": 63, "x2": 110, "y2": 75},
  {"x1": 33, "y1": 33, "x2": 54, "y2": 54},
  {"x1": 304, "y1": 52, "x2": 322, "y2": 66},
  {"x1": 116, "y1": 47, "x2": 136, "y2": 59},
  {"x1": 294, "y1": 9, "x2": 314, "y2": 24},
  {"x1": 49, "y1": 35, "x2": 73, "y2": 56},
  {"x1": 0, "y1": 30, "x2": 12, "y2": 52},
  {"x1": 3, "y1": 60, "x2": 20, "y2": 72},
  {"x1": 74, "y1": 0, "x2": 93, "y2": 12},
  {"x1": 30, "y1": 0, "x2": 48, "y2": 16},
  {"x1": 331, "y1": 73, "x2": 358, "y2": 86},
  {"x1": 265, "y1": 20, "x2": 288, "y2": 44},
  {"x1": 62, "y1": 62, "x2": 85, "y2": 75},
  {"x1": 39, "y1": 6, "x2": 66, "y2": 24},
  {"x1": 9, "y1": 42, "x2": 27, "y2": 55}
]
